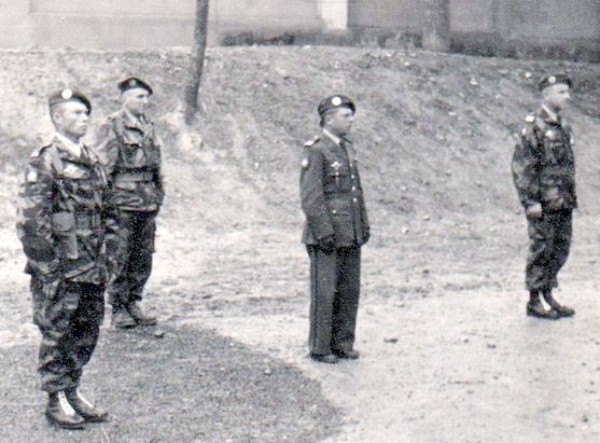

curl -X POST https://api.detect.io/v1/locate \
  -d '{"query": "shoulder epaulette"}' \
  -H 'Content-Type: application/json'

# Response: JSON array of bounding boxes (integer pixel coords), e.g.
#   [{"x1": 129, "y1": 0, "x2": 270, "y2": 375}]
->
[
  {"x1": 303, "y1": 136, "x2": 320, "y2": 148},
  {"x1": 30, "y1": 143, "x2": 52, "y2": 159}
]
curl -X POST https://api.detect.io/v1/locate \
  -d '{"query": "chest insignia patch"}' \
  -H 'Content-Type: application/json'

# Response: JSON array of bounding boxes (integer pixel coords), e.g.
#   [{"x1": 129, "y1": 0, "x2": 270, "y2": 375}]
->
[{"x1": 331, "y1": 161, "x2": 342, "y2": 174}]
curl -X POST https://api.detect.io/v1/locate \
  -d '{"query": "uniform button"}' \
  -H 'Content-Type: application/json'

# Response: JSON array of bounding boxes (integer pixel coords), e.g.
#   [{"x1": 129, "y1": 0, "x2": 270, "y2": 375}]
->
[
  {"x1": 332, "y1": 209, "x2": 337, "y2": 214},
  {"x1": 353, "y1": 198, "x2": 357, "y2": 203},
  {"x1": 351, "y1": 175, "x2": 355, "y2": 179},
  {"x1": 352, "y1": 186, "x2": 356, "y2": 191}
]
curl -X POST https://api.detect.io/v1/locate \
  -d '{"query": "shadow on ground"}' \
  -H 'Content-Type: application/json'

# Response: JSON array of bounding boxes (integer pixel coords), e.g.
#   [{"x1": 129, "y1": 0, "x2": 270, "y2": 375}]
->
[{"x1": 0, "y1": 325, "x2": 341, "y2": 442}]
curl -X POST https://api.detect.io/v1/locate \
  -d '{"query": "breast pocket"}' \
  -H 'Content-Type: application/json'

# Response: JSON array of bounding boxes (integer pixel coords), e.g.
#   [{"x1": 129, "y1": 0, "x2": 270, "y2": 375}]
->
[
  {"x1": 324, "y1": 168, "x2": 351, "y2": 193},
  {"x1": 51, "y1": 212, "x2": 78, "y2": 260}
]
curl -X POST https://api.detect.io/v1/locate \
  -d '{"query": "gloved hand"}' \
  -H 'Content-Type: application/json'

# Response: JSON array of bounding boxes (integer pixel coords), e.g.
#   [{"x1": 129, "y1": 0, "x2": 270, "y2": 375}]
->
[{"x1": 318, "y1": 235, "x2": 336, "y2": 253}]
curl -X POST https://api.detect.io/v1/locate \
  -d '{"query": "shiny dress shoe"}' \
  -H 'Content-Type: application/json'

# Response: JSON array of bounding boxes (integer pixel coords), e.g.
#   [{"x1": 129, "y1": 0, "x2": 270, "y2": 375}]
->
[
  {"x1": 45, "y1": 391, "x2": 86, "y2": 430},
  {"x1": 526, "y1": 301, "x2": 559, "y2": 320},
  {"x1": 126, "y1": 302, "x2": 157, "y2": 326},
  {"x1": 66, "y1": 388, "x2": 108, "y2": 423},
  {"x1": 335, "y1": 349, "x2": 360, "y2": 360},
  {"x1": 310, "y1": 353, "x2": 338, "y2": 364},
  {"x1": 112, "y1": 306, "x2": 137, "y2": 329}
]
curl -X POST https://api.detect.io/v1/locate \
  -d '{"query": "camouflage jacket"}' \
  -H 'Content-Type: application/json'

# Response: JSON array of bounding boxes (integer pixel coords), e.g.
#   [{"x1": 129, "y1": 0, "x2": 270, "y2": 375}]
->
[
  {"x1": 511, "y1": 107, "x2": 577, "y2": 211},
  {"x1": 95, "y1": 109, "x2": 165, "y2": 212},
  {"x1": 300, "y1": 132, "x2": 370, "y2": 248},
  {"x1": 16, "y1": 137, "x2": 110, "y2": 284}
]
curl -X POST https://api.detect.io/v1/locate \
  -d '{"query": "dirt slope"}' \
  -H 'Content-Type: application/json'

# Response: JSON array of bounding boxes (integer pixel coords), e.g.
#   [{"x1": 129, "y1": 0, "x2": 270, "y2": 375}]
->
[{"x1": 1, "y1": 47, "x2": 600, "y2": 442}]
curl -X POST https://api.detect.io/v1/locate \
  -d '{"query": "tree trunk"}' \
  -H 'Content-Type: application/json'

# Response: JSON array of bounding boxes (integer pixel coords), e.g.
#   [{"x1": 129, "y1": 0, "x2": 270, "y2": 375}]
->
[
  {"x1": 422, "y1": 0, "x2": 450, "y2": 52},
  {"x1": 184, "y1": 0, "x2": 210, "y2": 125}
]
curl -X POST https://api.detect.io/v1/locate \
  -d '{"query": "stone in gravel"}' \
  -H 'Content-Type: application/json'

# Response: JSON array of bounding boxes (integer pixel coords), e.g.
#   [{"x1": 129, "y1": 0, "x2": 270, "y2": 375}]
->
[{"x1": 154, "y1": 330, "x2": 166, "y2": 338}]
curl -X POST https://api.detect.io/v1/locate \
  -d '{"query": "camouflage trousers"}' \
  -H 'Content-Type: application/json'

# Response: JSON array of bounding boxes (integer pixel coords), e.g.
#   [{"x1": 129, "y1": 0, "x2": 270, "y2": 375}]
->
[
  {"x1": 525, "y1": 209, "x2": 573, "y2": 292},
  {"x1": 306, "y1": 245, "x2": 361, "y2": 356},
  {"x1": 31, "y1": 277, "x2": 105, "y2": 393},
  {"x1": 107, "y1": 210, "x2": 156, "y2": 308}
]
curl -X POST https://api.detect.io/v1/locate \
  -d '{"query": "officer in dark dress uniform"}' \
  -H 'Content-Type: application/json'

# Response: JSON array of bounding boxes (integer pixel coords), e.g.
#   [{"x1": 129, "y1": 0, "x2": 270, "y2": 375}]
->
[
  {"x1": 512, "y1": 74, "x2": 577, "y2": 320},
  {"x1": 300, "y1": 95, "x2": 370, "y2": 363}
]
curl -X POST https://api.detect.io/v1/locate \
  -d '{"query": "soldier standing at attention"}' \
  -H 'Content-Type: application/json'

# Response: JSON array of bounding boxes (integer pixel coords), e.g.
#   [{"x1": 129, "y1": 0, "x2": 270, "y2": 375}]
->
[
  {"x1": 96, "y1": 77, "x2": 164, "y2": 329},
  {"x1": 300, "y1": 95, "x2": 370, "y2": 364},
  {"x1": 512, "y1": 74, "x2": 577, "y2": 320},
  {"x1": 17, "y1": 89, "x2": 110, "y2": 429}
]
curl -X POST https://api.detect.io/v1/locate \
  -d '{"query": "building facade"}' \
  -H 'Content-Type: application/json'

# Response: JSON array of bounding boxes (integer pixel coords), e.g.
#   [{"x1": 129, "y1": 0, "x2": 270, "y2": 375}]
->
[{"x1": 0, "y1": 0, "x2": 598, "y2": 59}]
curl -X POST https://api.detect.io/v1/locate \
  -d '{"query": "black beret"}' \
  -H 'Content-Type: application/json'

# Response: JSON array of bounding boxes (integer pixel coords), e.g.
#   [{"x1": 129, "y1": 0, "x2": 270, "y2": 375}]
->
[
  {"x1": 48, "y1": 88, "x2": 92, "y2": 113},
  {"x1": 539, "y1": 74, "x2": 572, "y2": 91},
  {"x1": 118, "y1": 77, "x2": 153, "y2": 95},
  {"x1": 318, "y1": 95, "x2": 356, "y2": 116}
]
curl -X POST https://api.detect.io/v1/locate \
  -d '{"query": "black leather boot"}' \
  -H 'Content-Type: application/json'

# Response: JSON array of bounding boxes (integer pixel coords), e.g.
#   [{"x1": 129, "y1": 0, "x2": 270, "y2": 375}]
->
[
  {"x1": 126, "y1": 302, "x2": 157, "y2": 326},
  {"x1": 542, "y1": 290, "x2": 575, "y2": 318},
  {"x1": 112, "y1": 305, "x2": 137, "y2": 329},
  {"x1": 45, "y1": 391, "x2": 86, "y2": 430},
  {"x1": 66, "y1": 387, "x2": 109, "y2": 423},
  {"x1": 527, "y1": 290, "x2": 559, "y2": 320}
]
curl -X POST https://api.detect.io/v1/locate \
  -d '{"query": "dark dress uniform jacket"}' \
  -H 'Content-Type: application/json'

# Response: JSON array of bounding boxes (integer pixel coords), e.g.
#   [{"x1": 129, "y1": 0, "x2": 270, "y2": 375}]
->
[{"x1": 301, "y1": 134, "x2": 369, "y2": 247}]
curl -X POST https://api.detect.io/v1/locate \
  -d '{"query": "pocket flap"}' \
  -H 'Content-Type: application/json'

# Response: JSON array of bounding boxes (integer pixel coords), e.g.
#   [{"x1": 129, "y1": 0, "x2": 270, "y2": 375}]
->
[{"x1": 51, "y1": 212, "x2": 75, "y2": 233}]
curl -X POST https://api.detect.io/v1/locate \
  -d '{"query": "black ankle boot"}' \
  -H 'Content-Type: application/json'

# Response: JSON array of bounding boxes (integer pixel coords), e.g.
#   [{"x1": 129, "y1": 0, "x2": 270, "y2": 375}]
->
[
  {"x1": 66, "y1": 387, "x2": 109, "y2": 422},
  {"x1": 542, "y1": 290, "x2": 575, "y2": 317},
  {"x1": 45, "y1": 391, "x2": 86, "y2": 430}
]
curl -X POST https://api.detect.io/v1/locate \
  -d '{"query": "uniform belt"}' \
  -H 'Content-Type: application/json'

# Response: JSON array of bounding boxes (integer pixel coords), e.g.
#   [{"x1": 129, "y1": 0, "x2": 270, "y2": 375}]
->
[
  {"x1": 114, "y1": 171, "x2": 154, "y2": 182},
  {"x1": 325, "y1": 192, "x2": 353, "y2": 198}
]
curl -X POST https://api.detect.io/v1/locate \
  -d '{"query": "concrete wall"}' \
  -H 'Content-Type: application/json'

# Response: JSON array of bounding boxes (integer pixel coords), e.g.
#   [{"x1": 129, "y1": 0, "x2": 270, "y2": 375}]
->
[
  {"x1": 0, "y1": 0, "x2": 324, "y2": 49},
  {"x1": 0, "y1": 0, "x2": 598, "y2": 59},
  {"x1": 348, "y1": 0, "x2": 421, "y2": 31},
  {"x1": 348, "y1": 0, "x2": 600, "y2": 59}
]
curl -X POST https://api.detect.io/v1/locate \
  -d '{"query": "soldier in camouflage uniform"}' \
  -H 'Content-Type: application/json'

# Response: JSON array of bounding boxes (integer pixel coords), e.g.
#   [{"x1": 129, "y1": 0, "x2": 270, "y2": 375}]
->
[
  {"x1": 300, "y1": 95, "x2": 370, "y2": 364},
  {"x1": 95, "y1": 77, "x2": 164, "y2": 329},
  {"x1": 512, "y1": 74, "x2": 576, "y2": 320},
  {"x1": 16, "y1": 89, "x2": 110, "y2": 429}
]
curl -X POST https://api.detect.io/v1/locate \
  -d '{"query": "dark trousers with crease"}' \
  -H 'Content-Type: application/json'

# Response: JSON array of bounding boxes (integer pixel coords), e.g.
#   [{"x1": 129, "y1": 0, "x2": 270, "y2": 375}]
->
[{"x1": 306, "y1": 245, "x2": 361, "y2": 356}]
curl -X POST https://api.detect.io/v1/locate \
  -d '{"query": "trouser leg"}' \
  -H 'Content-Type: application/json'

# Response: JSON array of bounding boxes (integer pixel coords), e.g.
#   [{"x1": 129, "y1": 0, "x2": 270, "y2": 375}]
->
[
  {"x1": 525, "y1": 214, "x2": 556, "y2": 292},
  {"x1": 66, "y1": 283, "x2": 105, "y2": 385},
  {"x1": 107, "y1": 211, "x2": 134, "y2": 308},
  {"x1": 548, "y1": 209, "x2": 573, "y2": 289},
  {"x1": 307, "y1": 246, "x2": 337, "y2": 356},
  {"x1": 332, "y1": 247, "x2": 361, "y2": 353},
  {"x1": 37, "y1": 280, "x2": 81, "y2": 393},
  {"x1": 128, "y1": 212, "x2": 156, "y2": 303}
]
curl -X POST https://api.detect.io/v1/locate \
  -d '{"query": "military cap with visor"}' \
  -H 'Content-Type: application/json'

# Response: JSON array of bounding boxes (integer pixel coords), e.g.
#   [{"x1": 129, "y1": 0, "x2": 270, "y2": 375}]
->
[
  {"x1": 48, "y1": 88, "x2": 92, "y2": 114},
  {"x1": 118, "y1": 77, "x2": 153, "y2": 95},
  {"x1": 539, "y1": 74, "x2": 572, "y2": 91},
  {"x1": 318, "y1": 95, "x2": 356, "y2": 116}
]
